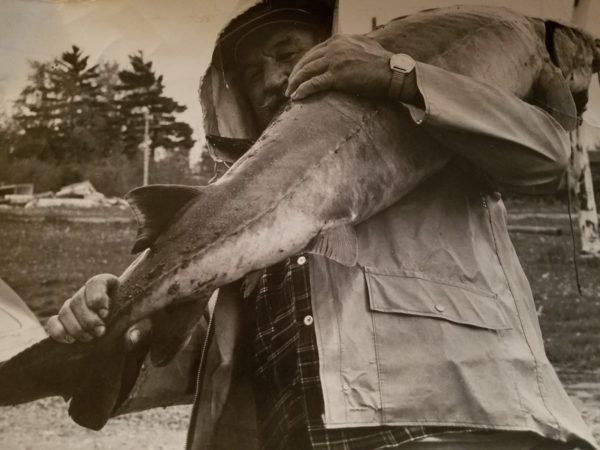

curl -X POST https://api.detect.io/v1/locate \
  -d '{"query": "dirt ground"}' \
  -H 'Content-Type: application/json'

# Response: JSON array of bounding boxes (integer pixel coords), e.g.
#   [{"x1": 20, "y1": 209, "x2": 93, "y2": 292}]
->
[
  {"x1": 0, "y1": 399, "x2": 190, "y2": 450},
  {"x1": 0, "y1": 375, "x2": 598, "y2": 449},
  {"x1": 560, "y1": 370, "x2": 600, "y2": 444},
  {"x1": 0, "y1": 204, "x2": 599, "y2": 449}
]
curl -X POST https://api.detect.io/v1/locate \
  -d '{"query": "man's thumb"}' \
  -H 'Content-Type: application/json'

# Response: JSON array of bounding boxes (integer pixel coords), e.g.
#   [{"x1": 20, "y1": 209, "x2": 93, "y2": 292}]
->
[{"x1": 124, "y1": 318, "x2": 152, "y2": 351}]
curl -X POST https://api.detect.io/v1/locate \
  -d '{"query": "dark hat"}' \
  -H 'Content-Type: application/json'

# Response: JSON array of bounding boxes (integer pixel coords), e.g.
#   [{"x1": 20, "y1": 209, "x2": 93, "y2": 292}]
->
[{"x1": 215, "y1": 0, "x2": 334, "y2": 70}]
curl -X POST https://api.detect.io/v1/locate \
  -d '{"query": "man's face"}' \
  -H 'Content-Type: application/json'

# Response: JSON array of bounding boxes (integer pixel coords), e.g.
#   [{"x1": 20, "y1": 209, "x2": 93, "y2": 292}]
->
[{"x1": 236, "y1": 22, "x2": 324, "y2": 130}]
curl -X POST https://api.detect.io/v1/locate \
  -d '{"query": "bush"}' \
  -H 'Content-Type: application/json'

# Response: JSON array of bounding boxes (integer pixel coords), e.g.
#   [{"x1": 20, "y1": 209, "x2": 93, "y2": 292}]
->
[
  {"x1": 149, "y1": 151, "x2": 210, "y2": 187},
  {"x1": 0, "y1": 152, "x2": 210, "y2": 198},
  {"x1": 82, "y1": 153, "x2": 144, "y2": 197},
  {"x1": 0, "y1": 157, "x2": 73, "y2": 194}
]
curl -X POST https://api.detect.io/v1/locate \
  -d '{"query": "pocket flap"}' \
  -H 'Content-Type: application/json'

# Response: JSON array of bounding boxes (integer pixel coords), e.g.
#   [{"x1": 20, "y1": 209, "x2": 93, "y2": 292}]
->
[{"x1": 365, "y1": 270, "x2": 511, "y2": 331}]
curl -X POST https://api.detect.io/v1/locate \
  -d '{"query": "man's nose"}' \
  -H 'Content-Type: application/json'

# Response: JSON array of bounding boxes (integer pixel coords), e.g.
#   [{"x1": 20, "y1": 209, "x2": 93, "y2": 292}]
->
[{"x1": 263, "y1": 60, "x2": 290, "y2": 93}]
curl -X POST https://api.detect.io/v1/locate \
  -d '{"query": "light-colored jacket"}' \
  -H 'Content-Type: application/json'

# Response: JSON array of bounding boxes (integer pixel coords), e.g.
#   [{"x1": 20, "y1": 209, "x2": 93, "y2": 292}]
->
[
  {"x1": 306, "y1": 61, "x2": 591, "y2": 440},
  {"x1": 119, "y1": 5, "x2": 598, "y2": 450},
  {"x1": 184, "y1": 60, "x2": 598, "y2": 450}
]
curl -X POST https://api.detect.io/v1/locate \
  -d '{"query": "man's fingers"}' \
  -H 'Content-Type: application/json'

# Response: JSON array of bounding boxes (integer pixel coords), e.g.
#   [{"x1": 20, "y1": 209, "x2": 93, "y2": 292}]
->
[
  {"x1": 70, "y1": 295, "x2": 106, "y2": 337},
  {"x1": 287, "y1": 57, "x2": 328, "y2": 97},
  {"x1": 46, "y1": 273, "x2": 119, "y2": 344},
  {"x1": 46, "y1": 315, "x2": 74, "y2": 344},
  {"x1": 59, "y1": 284, "x2": 106, "y2": 336},
  {"x1": 289, "y1": 45, "x2": 327, "y2": 83},
  {"x1": 58, "y1": 300, "x2": 94, "y2": 342},
  {"x1": 124, "y1": 318, "x2": 152, "y2": 352},
  {"x1": 291, "y1": 72, "x2": 334, "y2": 100},
  {"x1": 294, "y1": 39, "x2": 328, "y2": 66},
  {"x1": 84, "y1": 273, "x2": 119, "y2": 316}
]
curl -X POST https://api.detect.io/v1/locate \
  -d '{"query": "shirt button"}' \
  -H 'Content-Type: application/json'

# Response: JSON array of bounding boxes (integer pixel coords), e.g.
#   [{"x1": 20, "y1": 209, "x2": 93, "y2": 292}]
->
[
  {"x1": 342, "y1": 383, "x2": 350, "y2": 392},
  {"x1": 303, "y1": 315, "x2": 314, "y2": 326},
  {"x1": 434, "y1": 304, "x2": 445, "y2": 313},
  {"x1": 297, "y1": 255, "x2": 307, "y2": 265}
]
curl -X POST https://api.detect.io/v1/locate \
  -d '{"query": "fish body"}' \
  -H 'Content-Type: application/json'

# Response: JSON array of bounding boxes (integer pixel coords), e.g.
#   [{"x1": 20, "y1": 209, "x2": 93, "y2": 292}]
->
[
  {"x1": 369, "y1": 5, "x2": 598, "y2": 128},
  {"x1": 0, "y1": 5, "x2": 598, "y2": 430}
]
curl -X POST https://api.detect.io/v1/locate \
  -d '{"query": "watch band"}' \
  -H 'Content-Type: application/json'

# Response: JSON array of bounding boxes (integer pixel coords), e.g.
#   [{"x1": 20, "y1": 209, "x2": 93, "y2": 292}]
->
[
  {"x1": 388, "y1": 53, "x2": 416, "y2": 100},
  {"x1": 389, "y1": 70, "x2": 406, "y2": 100}
]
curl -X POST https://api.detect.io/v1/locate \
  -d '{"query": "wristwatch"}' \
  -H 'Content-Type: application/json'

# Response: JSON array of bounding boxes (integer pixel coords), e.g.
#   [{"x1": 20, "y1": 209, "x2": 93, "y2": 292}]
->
[{"x1": 389, "y1": 53, "x2": 416, "y2": 100}]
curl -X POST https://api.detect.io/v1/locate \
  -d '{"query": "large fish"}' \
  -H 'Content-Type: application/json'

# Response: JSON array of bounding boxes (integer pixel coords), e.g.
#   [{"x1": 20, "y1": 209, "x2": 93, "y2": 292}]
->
[{"x1": 0, "y1": 5, "x2": 598, "y2": 431}]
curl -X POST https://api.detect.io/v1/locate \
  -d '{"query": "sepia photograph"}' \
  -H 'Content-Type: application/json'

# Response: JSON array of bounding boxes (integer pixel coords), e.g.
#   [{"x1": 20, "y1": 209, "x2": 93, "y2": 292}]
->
[{"x1": 0, "y1": 0, "x2": 599, "y2": 449}]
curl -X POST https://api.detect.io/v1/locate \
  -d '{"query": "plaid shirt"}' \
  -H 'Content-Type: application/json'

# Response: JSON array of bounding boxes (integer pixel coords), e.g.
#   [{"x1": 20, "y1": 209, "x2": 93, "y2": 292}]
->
[{"x1": 244, "y1": 256, "x2": 474, "y2": 450}]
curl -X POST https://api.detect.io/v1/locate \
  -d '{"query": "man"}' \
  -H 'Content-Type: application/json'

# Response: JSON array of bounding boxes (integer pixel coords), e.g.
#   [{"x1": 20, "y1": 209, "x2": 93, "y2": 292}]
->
[{"x1": 47, "y1": 1, "x2": 597, "y2": 449}]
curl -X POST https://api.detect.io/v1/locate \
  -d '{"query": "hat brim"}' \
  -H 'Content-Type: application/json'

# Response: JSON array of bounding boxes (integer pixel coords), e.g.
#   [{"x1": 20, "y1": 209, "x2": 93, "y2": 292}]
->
[{"x1": 215, "y1": 2, "x2": 332, "y2": 71}]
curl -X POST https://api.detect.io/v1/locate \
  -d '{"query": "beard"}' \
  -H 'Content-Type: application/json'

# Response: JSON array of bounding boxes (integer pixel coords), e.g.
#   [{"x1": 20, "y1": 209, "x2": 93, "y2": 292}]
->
[{"x1": 255, "y1": 90, "x2": 288, "y2": 130}]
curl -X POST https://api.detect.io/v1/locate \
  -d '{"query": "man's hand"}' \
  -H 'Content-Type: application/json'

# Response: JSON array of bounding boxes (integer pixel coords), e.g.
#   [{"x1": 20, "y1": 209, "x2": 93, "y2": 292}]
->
[
  {"x1": 286, "y1": 34, "x2": 393, "y2": 101},
  {"x1": 46, "y1": 273, "x2": 151, "y2": 350}
]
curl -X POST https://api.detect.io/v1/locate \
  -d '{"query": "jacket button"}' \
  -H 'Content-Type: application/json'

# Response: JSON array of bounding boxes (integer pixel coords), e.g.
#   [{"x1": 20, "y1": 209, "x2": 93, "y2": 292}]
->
[
  {"x1": 303, "y1": 315, "x2": 314, "y2": 326},
  {"x1": 434, "y1": 304, "x2": 445, "y2": 313},
  {"x1": 342, "y1": 383, "x2": 350, "y2": 392},
  {"x1": 297, "y1": 256, "x2": 307, "y2": 265}
]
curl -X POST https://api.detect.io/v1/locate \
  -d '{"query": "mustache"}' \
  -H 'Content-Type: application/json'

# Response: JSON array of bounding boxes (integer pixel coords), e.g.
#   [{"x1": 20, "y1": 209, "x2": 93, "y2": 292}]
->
[{"x1": 255, "y1": 90, "x2": 288, "y2": 111}]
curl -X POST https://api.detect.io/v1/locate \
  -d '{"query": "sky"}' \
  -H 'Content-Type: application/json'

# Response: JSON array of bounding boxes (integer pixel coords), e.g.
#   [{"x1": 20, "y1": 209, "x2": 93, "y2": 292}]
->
[
  {"x1": 0, "y1": 0, "x2": 245, "y2": 163},
  {"x1": 1, "y1": 0, "x2": 598, "y2": 163}
]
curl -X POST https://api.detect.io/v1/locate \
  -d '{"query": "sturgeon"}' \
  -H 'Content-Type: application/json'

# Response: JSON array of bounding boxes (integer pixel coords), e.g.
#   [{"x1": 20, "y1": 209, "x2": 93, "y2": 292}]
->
[{"x1": 0, "y1": 5, "x2": 598, "y2": 431}]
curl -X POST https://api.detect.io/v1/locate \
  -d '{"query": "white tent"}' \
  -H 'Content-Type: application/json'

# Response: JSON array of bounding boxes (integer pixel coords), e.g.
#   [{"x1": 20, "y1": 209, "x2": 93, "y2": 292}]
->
[{"x1": 0, "y1": 278, "x2": 46, "y2": 362}]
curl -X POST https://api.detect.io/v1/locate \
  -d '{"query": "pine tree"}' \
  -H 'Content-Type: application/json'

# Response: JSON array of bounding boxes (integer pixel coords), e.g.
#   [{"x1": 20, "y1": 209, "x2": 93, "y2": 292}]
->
[
  {"x1": 11, "y1": 46, "x2": 194, "y2": 167},
  {"x1": 95, "y1": 61, "x2": 125, "y2": 155},
  {"x1": 47, "y1": 45, "x2": 102, "y2": 160},
  {"x1": 117, "y1": 52, "x2": 194, "y2": 158},
  {"x1": 12, "y1": 61, "x2": 56, "y2": 159},
  {"x1": 0, "y1": 112, "x2": 17, "y2": 161},
  {"x1": 12, "y1": 46, "x2": 110, "y2": 161}
]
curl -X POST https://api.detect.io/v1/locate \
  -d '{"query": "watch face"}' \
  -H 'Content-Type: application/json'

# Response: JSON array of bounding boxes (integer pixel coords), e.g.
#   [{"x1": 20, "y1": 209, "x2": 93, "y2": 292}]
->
[{"x1": 390, "y1": 54, "x2": 415, "y2": 73}]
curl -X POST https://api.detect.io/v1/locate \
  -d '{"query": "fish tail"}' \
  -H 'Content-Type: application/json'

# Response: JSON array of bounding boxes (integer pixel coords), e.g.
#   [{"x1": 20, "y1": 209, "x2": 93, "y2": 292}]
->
[
  {"x1": 68, "y1": 332, "x2": 128, "y2": 430},
  {"x1": 0, "y1": 337, "x2": 88, "y2": 406}
]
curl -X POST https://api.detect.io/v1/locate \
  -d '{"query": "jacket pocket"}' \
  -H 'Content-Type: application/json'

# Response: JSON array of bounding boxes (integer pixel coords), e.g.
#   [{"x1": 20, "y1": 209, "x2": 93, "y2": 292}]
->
[{"x1": 364, "y1": 268, "x2": 511, "y2": 331}]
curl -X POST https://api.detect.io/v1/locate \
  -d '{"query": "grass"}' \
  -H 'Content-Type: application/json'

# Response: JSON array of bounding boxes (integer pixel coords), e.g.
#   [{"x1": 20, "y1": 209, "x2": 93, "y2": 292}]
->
[
  {"x1": 510, "y1": 225, "x2": 600, "y2": 370},
  {"x1": 0, "y1": 208, "x2": 136, "y2": 320},
  {"x1": 0, "y1": 201, "x2": 598, "y2": 371}
]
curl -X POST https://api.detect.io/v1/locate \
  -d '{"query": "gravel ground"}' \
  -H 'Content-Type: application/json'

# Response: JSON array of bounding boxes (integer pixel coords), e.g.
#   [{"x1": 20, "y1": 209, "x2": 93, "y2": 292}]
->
[
  {"x1": 561, "y1": 371, "x2": 600, "y2": 444},
  {"x1": 1, "y1": 373, "x2": 598, "y2": 450},
  {"x1": 0, "y1": 398, "x2": 190, "y2": 450}
]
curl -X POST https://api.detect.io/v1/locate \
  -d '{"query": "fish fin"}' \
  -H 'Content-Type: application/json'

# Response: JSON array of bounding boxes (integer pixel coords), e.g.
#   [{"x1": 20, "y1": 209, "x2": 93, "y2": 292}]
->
[
  {"x1": 149, "y1": 300, "x2": 205, "y2": 367},
  {"x1": 0, "y1": 338, "x2": 88, "y2": 406},
  {"x1": 305, "y1": 224, "x2": 358, "y2": 267},
  {"x1": 529, "y1": 63, "x2": 578, "y2": 131},
  {"x1": 114, "y1": 341, "x2": 150, "y2": 410},
  {"x1": 69, "y1": 335, "x2": 127, "y2": 430},
  {"x1": 125, "y1": 184, "x2": 203, "y2": 254}
]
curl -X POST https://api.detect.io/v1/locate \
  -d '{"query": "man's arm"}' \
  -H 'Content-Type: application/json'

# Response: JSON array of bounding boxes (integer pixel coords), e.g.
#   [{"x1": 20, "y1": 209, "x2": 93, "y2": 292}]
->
[
  {"x1": 287, "y1": 34, "x2": 571, "y2": 193},
  {"x1": 403, "y1": 62, "x2": 570, "y2": 193}
]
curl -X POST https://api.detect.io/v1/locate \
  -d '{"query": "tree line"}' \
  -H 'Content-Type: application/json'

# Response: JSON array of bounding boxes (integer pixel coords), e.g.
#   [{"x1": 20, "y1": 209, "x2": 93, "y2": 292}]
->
[{"x1": 1, "y1": 46, "x2": 194, "y2": 163}]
